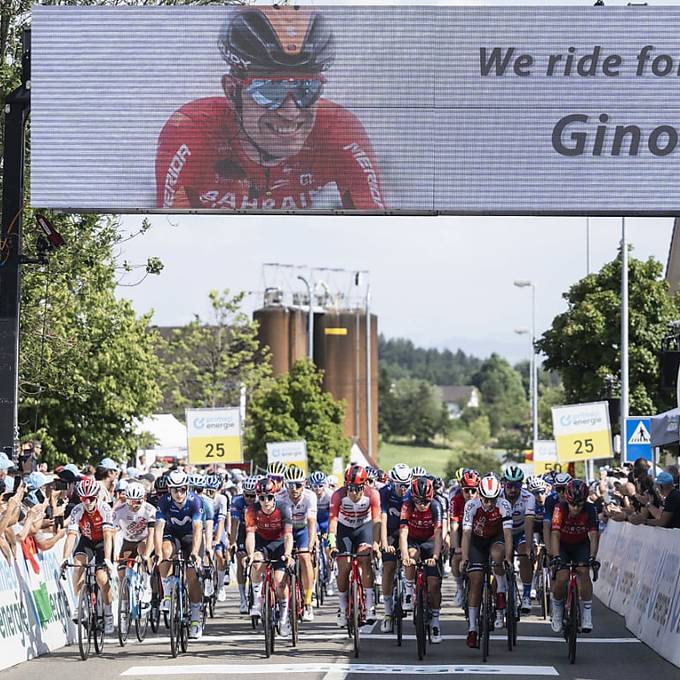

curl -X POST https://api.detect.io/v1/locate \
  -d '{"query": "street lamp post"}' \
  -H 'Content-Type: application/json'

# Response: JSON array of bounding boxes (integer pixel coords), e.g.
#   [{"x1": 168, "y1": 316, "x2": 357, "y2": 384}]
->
[{"x1": 514, "y1": 281, "x2": 539, "y2": 446}]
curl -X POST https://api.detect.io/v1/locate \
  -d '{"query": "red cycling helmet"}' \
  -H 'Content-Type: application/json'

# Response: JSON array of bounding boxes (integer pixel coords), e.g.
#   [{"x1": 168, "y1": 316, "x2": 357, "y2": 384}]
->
[
  {"x1": 345, "y1": 464, "x2": 367, "y2": 486},
  {"x1": 564, "y1": 479, "x2": 588, "y2": 505},
  {"x1": 461, "y1": 469, "x2": 481, "y2": 489},
  {"x1": 411, "y1": 477, "x2": 434, "y2": 503},
  {"x1": 256, "y1": 477, "x2": 277, "y2": 496},
  {"x1": 76, "y1": 478, "x2": 100, "y2": 499}
]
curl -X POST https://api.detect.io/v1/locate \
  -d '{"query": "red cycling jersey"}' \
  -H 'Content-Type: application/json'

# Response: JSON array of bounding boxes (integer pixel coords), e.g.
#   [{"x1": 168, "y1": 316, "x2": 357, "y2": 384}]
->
[
  {"x1": 400, "y1": 499, "x2": 442, "y2": 542},
  {"x1": 67, "y1": 502, "x2": 114, "y2": 543},
  {"x1": 156, "y1": 97, "x2": 385, "y2": 211},
  {"x1": 245, "y1": 501, "x2": 293, "y2": 542},
  {"x1": 462, "y1": 497, "x2": 513, "y2": 541},
  {"x1": 450, "y1": 489, "x2": 466, "y2": 525},
  {"x1": 330, "y1": 486, "x2": 381, "y2": 528},
  {"x1": 551, "y1": 501, "x2": 598, "y2": 545}
]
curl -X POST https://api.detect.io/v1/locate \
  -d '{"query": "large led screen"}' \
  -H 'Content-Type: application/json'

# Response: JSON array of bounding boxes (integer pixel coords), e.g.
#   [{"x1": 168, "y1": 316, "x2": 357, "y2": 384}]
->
[{"x1": 30, "y1": 5, "x2": 680, "y2": 215}]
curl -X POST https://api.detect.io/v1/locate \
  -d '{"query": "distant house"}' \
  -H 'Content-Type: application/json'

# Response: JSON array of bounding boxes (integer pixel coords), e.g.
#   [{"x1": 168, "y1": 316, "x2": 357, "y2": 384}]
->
[{"x1": 438, "y1": 385, "x2": 481, "y2": 419}]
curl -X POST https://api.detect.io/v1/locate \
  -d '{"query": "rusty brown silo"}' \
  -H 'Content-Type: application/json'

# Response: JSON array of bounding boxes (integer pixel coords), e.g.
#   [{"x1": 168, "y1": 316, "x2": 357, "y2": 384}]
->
[
  {"x1": 254, "y1": 306, "x2": 291, "y2": 377},
  {"x1": 288, "y1": 307, "x2": 309, "y2": 368}
]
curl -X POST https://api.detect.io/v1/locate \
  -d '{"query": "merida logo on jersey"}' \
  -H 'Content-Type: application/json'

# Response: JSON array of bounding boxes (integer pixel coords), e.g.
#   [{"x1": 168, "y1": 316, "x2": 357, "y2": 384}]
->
[
  {"x1": 164, "y1": 144, "x2": 191, "y2": 208},
  {"x1": 343, "y1": 142, "x2": 384, "y2": 209}
]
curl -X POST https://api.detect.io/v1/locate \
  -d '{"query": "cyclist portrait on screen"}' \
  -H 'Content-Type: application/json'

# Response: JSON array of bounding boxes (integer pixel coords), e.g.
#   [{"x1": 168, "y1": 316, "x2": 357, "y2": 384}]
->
[{"x1": 155, "y1": 6, "x2": 385, "y2": 211}]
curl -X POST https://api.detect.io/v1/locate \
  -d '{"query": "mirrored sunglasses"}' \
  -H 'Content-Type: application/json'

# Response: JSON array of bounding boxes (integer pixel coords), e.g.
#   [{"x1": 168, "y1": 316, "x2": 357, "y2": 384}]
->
[{"x1": 244, "y1": 76, "x2": 324, "y2": 111}]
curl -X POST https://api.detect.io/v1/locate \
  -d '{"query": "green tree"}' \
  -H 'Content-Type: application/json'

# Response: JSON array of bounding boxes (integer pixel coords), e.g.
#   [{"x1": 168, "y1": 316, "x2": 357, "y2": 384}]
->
[
  {"x1": 537, "y1": 384, "x2": 565, "y2": 440},
  {"x1": 157, "y1": 289, "x2": 270, "y2": 420},
  {"x1": 19, "y1": 216, "x2": 163, "y2": 467},
  {"x1": 245, "y1": 360, "x2": 348, "y2": 472},
  {"x1": 537, "y1": 251, "x2": 680, "y2": 419},
  {"x1": 471, "y1": 354, "x2": 529, "y2": 435}
]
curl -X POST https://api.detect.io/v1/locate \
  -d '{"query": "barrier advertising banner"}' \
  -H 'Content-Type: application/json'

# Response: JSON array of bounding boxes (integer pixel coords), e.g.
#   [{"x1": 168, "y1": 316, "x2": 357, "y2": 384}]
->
[
  {"x1": 30, "y1": 5, "x2": 680, "y2": 215},
  {"x1": 595, "y1": 522, "x2": 680, "y2": 669}
]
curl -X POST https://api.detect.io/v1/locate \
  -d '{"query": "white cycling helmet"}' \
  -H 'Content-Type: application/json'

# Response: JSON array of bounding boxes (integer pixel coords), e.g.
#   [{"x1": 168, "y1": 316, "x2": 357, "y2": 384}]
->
[
  {"x1": 166, "y1": 470, "x2": 189, "y2": 488},
  {"x1": 243, "y1": 476, "x2": 259, "y2": 493},
  {"x1": 411, "y1": 466, "x2": 427, "y2": 478},
  {"x1": 479, "y1": 474, "x2": 502, "y2": 499},
  {"x1": 526, "y1": 475, "x2": 548, "y2": 493},
  {"x1": 388, "y1": 463, "x2": 412, "y2": 485},
  {"x1": 554, "y1": 472, "x2": 572, "y2": 486},
  {"x1": 125, "y1": 482, "x2": 146, "y2": 501}
]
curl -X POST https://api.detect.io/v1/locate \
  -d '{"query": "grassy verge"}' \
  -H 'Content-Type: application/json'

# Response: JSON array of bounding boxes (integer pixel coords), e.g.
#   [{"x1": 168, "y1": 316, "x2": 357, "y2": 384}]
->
[{"x1": 377, "y1": 441, "x2": 455, "y2": 477}]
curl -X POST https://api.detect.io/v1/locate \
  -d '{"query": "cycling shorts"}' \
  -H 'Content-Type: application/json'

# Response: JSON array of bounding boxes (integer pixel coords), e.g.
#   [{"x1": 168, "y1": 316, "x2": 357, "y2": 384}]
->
[
  {"x1": 382, "y1": 534, "x2": 399, "y2": 563},
  {"x1": 293, "y1": 525, "x2": 309, "y2": 550},
  {"x1": 119, "y1": 538, "x2": 145, "y2": 564},
  {"x1": 467, "y1": 533, "x2": 505, "y2": 573},
  {"x1": 74, "y1": 537, "x2": 108, "y2": 570},
  {"x1": 407, "y1": 538, "x2": 440, "y2": 578},
  {"x1": 163, "y1": 533, "x2": 194, "y2": 561},
  {"x1": 317, "y1": 518, "x2": 329, "y2": 534},
  {"x1": 512, "y1": 532, "x2": 528, "y2": 550},
  {"x1": 337, "y1": 521, "x2": 372, "y2": 554},
  {"x1": 557, "y1": 540, "x2": 590, "y2": 570},
  {"x1": 254, "y1": 536, "x2": 287, "y2": 572}
]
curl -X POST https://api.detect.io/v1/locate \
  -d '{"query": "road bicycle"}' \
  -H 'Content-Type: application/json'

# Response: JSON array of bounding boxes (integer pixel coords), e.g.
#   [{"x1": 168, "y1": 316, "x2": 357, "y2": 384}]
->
[
  {"x1": 560, "y1": 559, "x2": 600, "y2": 664},
  {"x1": 117, "y1": 555, "x2": 151, "y2": 646},
  {"x1": 201, "y1": 553, "x2": 218, "y2": 626},
  {"x1": 505, "y1": 560, "x2": 519, "y2": 651},
  {"x1": 468, "y1": 558, "x2": 496, "y2": 663},
  {"x1": 413, "y1": 560, "x2": 433, "y2": 660},
  {"x1": 250, "y1": 558, "x2": 280, "y2": 658},
  {"x1": 335, "y1": 551, "x2": 370, "y2": 658},
  {"x1": 384, "y1": 549, "x2": 405, "y2": 646},
  {"x1": 288, "y1": 550, "x2": 305, "y2": 646},
  {"x1": 166, "y1": 554, "x2": 191, "y2": 658},
  {"x1": 62, "y1": 561, "x2": 107, "y2": 661},
  {"x1": 313, "y1": 537, "x2": 327, "y2": 607},
  {"x1": 149, "y1": 561, "x2": 163, "y2": 633},
  {"x1": 535, "y1": 546, "x2": 551, "y2": 620}
]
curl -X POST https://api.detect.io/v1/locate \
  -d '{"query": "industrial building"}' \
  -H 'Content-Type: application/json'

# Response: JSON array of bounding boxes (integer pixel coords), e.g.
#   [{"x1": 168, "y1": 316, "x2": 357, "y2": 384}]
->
[{"x1": 253, "y1": 267, "x2": 378, "y2": 462}]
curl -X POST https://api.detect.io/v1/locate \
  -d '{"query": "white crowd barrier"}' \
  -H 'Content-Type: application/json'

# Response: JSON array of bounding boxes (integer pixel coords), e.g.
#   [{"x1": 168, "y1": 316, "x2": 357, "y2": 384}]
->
[
  {"x1": 0, "y1": 535, "x2": 78, "y2": 670},
  {"x1": 594, "y1": 521, "x2": 680, "y2": 668}
]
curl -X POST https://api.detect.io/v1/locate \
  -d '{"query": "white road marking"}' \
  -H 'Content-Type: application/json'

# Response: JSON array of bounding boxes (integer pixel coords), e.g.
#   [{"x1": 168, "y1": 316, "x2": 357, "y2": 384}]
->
[{"x1": 121, "y1": 662, "x2": 559, "y2": 676}]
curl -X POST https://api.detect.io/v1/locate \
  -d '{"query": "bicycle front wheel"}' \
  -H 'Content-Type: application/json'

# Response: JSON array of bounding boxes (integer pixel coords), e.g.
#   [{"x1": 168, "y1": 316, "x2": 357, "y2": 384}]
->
[
  {"x1": 263, "y1": 583, "x2": 273, "y2": 658},
  {"x1": 506, "y1": 577, "x2": 516, "y2": 651},
  {"x1": 394, "y1": 582, "x2": 403, "y2": 647},
  {"x1": 351, "y1": 580, "x2": 360, "y2": 658},
  {"x1": 118, "y1": 576, "x2": 131, "y2": 646},
  {"x1": 289, "y1": 569, "x2": 299, "y2": 647},
  {"x1": 179, "y1": 587, "x2": 190, "y2": 654},
  {"x1": 77, "y1": 587, "x2": 93, "y2": 661},
  {"x1": 568, "y1": 590, "x2": 579, "y2": 664},
  {"x1": 481, "y1": 578, "x2": 490, "y2": 662},
  {"x1": 415, "y1": 585, "x2": 427, "y2": 660},
  {"x1": 169, "y1": 586, "x2": 180, "y2": 658},
  {"x1": 93, "y1": 588, "x2": 105, "y2": 655}
]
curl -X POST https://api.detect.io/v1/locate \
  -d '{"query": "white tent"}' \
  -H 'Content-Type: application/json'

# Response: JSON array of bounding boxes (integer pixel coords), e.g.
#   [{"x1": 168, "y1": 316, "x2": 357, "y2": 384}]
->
[{"x1": 136, "y1": 414, "x2": 187, "y2": 469}]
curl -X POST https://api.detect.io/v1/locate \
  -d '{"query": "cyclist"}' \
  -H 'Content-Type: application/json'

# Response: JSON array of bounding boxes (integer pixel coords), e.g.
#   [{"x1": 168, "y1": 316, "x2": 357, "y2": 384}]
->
[
  {"x1": 268, "y1": 461, "x2": 287, "y2": 494},
  {"x1": 155, "y1": 470, "x2": 205, "y2": 639},
  {"x1": 61, "y1": 479, "x2": 116, "y2": 634},
  {"x1": 500, "y1": 465, "x2": 536, "y2": 613},
  {"x1": 328, "y1": 464, "x2": 380, "y2": 627},
  {"x1": 246, "y1": 477, "x2": 294, "y2": 637},
  {"x1": 229, "y1": 475, "x2": 259, "y2": 612},
  {"x1": 375, "y1": 469, "x2": 389, "y2": 491},
  {"x1": 400, "y1": 476, "x2": 444, "y2": 643},
  {"x1": 379, "y1": 463, "x2": 412, "y2": 632},
  {"x1": 156, "y1": 6, "x2": 384, "y2": 211},
  {"x1": 543, "y1": 472, "x2": 572, "y2": 554},
  {"x1": 149, "y1": 473, "x2": 169, "y2": 509},
  {"x1": 550, "y1": 479, "x2": 599, "y2": 634},
  {"x1": 461, "y1": 474, "x2": 513, "y2": 649},
  {"x1": 205, "y1": 472, "x2": 230, "y2": 600},
  {"x1": 310, "y1": 471, "x2": 334, "y2": 595},
  {"x1": 280, "y1": 464, "x2": 317, "y2": 622},
  {"x1": 433, "y1": 477, "x2": 451, "y2": 575},
  {"x1": 450, "y1": 468, "x2": 480, "y2": 608},
  {"x1": 411, "y1": 466, "x2": 427, "y2": 480},
  {"x1": 526, "y1": 475, "x2": 549, "y2": 596},
  {"x1": 113, "y1": 481, "x2": 156, "y2": 572}
]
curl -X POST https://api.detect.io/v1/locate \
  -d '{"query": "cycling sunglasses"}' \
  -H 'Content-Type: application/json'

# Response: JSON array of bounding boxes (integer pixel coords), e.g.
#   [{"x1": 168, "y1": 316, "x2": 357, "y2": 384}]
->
[
  {"x1": 504, "y1": 481, "x2": 522, "y2": 490},
  {"x1": 463, "y1": 488, "x2": 477, "y2": 494},
  {"x1": 396, "y1": 483, "x2": 410, "y2": 490},
  {"x1": 80, "y1": 495, "x2": 98, "y2": 502},
  {"x1": 348, "y1": 484, "x2": 365, "y2": 493},
  {"x1": 170, "y1": 486, "x2": 187, "y2": 494},
  {"x1": 244, "y1": 493, "x2": 256, "y2": 499},
  {"x1": 243, "y1": 76, "x2": 325, "y2": 111},
  {"x1": 286, "y1": 482, "x2": 304, "y2": 490},
  {"x1": 259, "y1": 493, "x2": 276, "y2": 502},
  {"x1": 555, "y1": 485, "x2": 567, "y2": 493}
]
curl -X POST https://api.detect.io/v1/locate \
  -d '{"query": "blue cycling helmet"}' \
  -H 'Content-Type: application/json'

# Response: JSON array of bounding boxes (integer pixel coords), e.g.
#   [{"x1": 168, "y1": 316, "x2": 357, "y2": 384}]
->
[
  {"x1": 205, "y1": 473, "x2": 223, "y2": 491},
  {"x1": 309, "y1": 471, "x2": 327, "y2": 488},
  {"x1": 188, "y1": 472, "x2": 206, "y2": 489}
]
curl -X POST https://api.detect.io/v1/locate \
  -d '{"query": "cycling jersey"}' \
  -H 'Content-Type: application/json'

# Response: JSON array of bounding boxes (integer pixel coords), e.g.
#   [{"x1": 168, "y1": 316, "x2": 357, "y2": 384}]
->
[
  {"x1": 533, "y1": 499, "x2": 545, "y2": 524},
  {"x1": 230, "y1": 494, "x2": 247, "y2": 523},
  {"x1": 198, "y1": 494, "x2": 215, "y2": 525},
  {"x1": 279, "y1": 489, "x2": 317, "y2": 530},
  {"x1": 500, "y1": 489, "x2": 536, "y2": 535},
  {"x1": 543, "y1": 491, "x2": 559, "y2": 524},
  {"x1": 156, "y1": 492, "x2": 203, "y2": 537},
  {"x1": 551, "y1": 501, "x2": 598, "y2": 545},
  {"x1": 212, "y1": 493, "x2": 228, "y2": 524},
  {"x1": 315, "y1": 489, "x2": 331, "y2": 532},
  {"x1": 462, "y1": 497, "x2": 513, "y2": 541},
  {"x1": 156, "y1": 97, "x2": 385, "y2": 212},
  {"x1": 380, "y1": 484, "x2": 409, "y2": 536},
  {"x1": 400, "y1": 498, "x2": 442, "y2": 542},
  {"x1": 330, "y1": 486, "x2": 381, "y2": 529},
  {"x1": 449, "y1": 489, "x2": 466, "y2": 525},
  {"x1": 68, "y1": 501, "x2": 114, "y2": 542},
  {"x1": 245, "y1": 501, "x2": 293, "y2": 542},
  {"x1": 113, "y1": 502, "x2": 156, "y2": 542}
]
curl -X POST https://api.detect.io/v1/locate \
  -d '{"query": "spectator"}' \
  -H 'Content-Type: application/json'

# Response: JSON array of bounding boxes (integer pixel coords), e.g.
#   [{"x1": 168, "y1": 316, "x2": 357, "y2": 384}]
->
[
  {"x1": 643, "y1": 472, "x2": 680, "y2": 528},
  {"x1": 18, "y1": 440, "x2": 41, "y2": 476},
  {"x1": 95, "y1": 458, "x2": 120, "y2": 503}
]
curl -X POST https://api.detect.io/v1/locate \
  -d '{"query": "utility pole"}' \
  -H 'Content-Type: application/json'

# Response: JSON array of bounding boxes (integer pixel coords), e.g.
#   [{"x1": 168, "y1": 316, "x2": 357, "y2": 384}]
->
[{"x1": 0, "y1": 31, "x2": 31, "y2": 455}]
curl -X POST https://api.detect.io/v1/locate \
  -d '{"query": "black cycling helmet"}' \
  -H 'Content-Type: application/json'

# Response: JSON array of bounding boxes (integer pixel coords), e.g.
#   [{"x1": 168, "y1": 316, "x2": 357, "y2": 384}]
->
[
  {"x1": 154, "y1": 474, "x2": 168, "y2": 493},
  {"x1": 218, "y1": 7, "x2": 335, "y2": 75}
]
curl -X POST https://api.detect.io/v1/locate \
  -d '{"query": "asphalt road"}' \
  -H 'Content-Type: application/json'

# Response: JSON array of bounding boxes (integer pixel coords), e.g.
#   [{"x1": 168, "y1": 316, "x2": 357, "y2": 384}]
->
[{"x1": 3, "y1": 576, "x2": 675, "y2": 680}]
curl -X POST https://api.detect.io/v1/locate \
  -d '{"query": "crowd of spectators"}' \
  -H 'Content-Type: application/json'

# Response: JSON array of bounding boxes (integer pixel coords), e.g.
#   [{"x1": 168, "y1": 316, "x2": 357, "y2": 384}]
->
[
  {"x1": 0, "y1": 440, "x2": 244, "y2": 564},
  {"x1": 587, "y1": 456, "x2": 680, "y2": 529}
]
